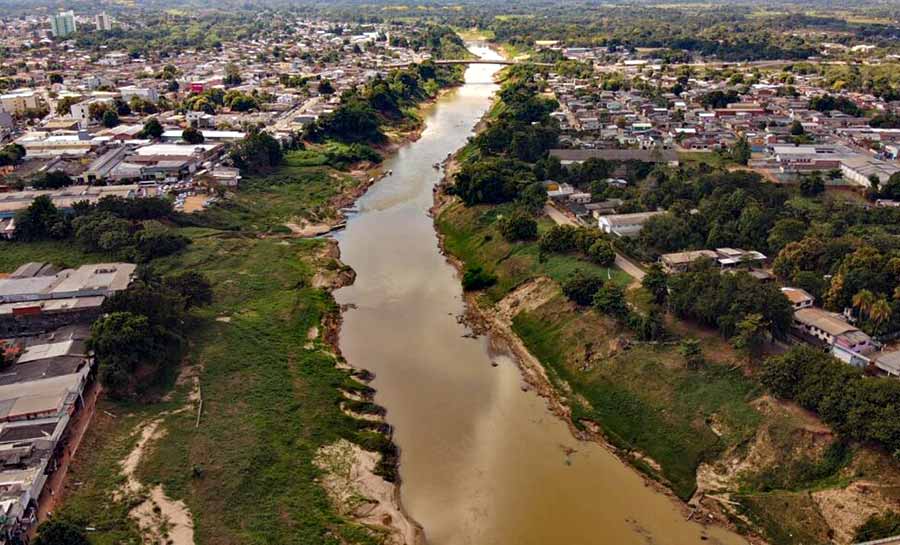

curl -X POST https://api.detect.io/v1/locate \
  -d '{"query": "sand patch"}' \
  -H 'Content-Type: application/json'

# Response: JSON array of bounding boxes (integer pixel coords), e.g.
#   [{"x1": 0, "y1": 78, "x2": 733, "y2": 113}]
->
[{"x1": 315, "y1": 440, "x2": 423, "y2": 545}]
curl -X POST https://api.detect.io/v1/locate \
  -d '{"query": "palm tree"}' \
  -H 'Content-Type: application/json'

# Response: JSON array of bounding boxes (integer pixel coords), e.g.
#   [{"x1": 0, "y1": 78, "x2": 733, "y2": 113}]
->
[
  {"x1": 852, "y1": 289, "x2": 877, "y2": 321},
  {"x1": 870, "y1": 298, "x2": 893, "y2": 331}
]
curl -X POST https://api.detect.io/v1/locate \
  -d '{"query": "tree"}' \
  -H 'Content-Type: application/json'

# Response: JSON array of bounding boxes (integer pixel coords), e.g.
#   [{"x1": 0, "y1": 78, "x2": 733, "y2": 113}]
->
[
  {"x1": 223, "y1": 63, "x2": 242, "y2": 86},
  {"x1": 587, "y1": 240, "x2": 615, "y2": 266},
  {"x1": 678, "y1": 338, "x2": 704, "y2": 369},
  {"x1": 48, "y1": 73, "x2": 63, "y2": 84},
  {"x1": 562, "y1": 270, "x2": 604, "y2": 306},
  {"x1": 855, "y1": 512, "x2": 900, "y2": 543},
  {"x1": 102, "y1": 108, "x2": 119, "y2": 128},
  {"x1": 164, "y1": 271, "x2": 213, "y2": 308},
  {"x1": 733, "y1": 312, "x2": 768, "y2": 363},
  {"x1": 461, "y1": 265, "x2": 497, "y2": 291},
  {"x1": 0, "y1": 143, "x2": 26, "y2": 167},
  {"x1": 767, "y1": 218, "x2": 807, "y2": 253},
  {"x1": 789, "y1": 120, "x2": 805, "y2": 136},
  {"x1": 593, "y1": 283, "x2": 628, "y2": 318},
  {"x1": 642, "y1": 264, "x2": 669, "y2": 305},
  {"x1": 32, "y1": 170, "x2": 73, "y2": 190},
  {"x1": 318, "y1": 79, "x2": 335, "y2": 95},
  {"x1": 141, "y1": 118, "x2": 164, "y2": 139},
  {"x1": 730, "y1": 136, "x2": 751, "y2": 165},
  {"x1": 852, "y1": 289, "x2": 876, "y2": 321},
  {"x1": 229, "y1": 130, "x2": 283, "y2": 172},
  {"x1": 182, "y1": 126, "x2": 205, "y2": 145},
  {"x1": 33, "y1": 519, "x2": 89, "y2": 545},
  {"x1": 90, "y1": 312, "x2": 153, "y2": 397},
  {"x1": 799, "y1": 173, "x2": 825, "y2": 197},
  {"x1": 14, "y1": 196, "x2": 69, "y2": 241},
  {"x1": 870, "y1": 298, "x2": 893, "y2": 332},
  {"x1": 55, "y1": 96, "x2": 81, "y2": 116},
  {"x1": 498, "y1": 210, "x2": 538, "y2": 242}
]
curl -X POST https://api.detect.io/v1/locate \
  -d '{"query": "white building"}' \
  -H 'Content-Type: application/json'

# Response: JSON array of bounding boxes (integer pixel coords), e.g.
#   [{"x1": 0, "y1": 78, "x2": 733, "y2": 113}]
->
[
  {"x1": 49, "y1": 11, "x2": 77, "y2": 38},
  {"x1": 95, "y1": 12, "x2": 112, "y2": 31},
  {"x1": 119, "y1": 85, "x2": 159, "y2": 105},
  {"x1": 598, "y1": 211, "x2": 663, "y2": 237}
]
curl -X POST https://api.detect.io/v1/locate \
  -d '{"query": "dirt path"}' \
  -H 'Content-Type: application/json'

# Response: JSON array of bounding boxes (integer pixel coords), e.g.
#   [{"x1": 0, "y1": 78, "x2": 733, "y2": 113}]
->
[
  {"x1": 119, "y1": 417, "x2": 195, "y2": 545},
  {"x1": 119, "y1": 367, "x2": 200, "y2": 545}
]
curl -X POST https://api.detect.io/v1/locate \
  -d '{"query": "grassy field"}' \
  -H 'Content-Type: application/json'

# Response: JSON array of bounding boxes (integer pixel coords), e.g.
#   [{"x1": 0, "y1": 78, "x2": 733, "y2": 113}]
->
[
  {"x1": 511, "y1": 295, "x2": 762, "y2": 499},
  {"x1": 199, "y1": 150, "x2": 361, "y2": 234},
  {"x1": 0, "y1": 240, "x2": 108, "y2": 272},
  {"x1": 437, "y1": 201, "x2": 632, "y2": 303},
  {"x1": 0, "y1": 147, "x2": 389, "y2": 544}
]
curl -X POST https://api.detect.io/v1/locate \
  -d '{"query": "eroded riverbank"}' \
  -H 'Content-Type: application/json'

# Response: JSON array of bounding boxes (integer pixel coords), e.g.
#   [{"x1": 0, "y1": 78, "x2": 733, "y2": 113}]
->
[{"x1": 334, "y1": 44, "x2": 750, "y2": 545}]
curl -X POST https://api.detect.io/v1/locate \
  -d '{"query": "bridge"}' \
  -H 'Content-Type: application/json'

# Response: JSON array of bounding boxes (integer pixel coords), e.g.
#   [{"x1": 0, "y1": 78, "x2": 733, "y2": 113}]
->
[{"x1": 382, "y1": 59, "x2": 553, "y2": 69}]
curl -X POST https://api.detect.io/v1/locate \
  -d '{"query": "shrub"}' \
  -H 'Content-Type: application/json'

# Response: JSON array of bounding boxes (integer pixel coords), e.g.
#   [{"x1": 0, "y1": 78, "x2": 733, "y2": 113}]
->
[
  {"x1": 562, "y1": 270, "x2": 604, "y2": 306},
  {"x1": 461, "y1": 265, "x2": 497, "y2": 291},
  {"x1": 498, "y1": 210, "x2": 538, "y2": 242}
]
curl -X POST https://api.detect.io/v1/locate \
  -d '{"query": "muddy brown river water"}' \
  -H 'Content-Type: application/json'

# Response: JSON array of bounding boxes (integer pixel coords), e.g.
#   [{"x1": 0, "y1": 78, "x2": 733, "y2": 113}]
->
[{"x1": 333, "y1": 44, "x2": 749, "y2": 545}]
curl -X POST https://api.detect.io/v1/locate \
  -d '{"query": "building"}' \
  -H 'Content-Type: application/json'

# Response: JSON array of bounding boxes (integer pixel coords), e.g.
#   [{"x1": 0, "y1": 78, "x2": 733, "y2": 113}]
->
[
  {"x1": 840, "y1": 156, "x2": 900, "y2": 188},
  {"x1": 0, "y1": 185, "x2": 138, "y2": 227},
  {"x1": 49, "y1": 11, "x2": 77, "y2": 38},
  {"x1": 0, "y1": 90, "x2": 41, "y2": 116},
  {"x1": 119, "y1": 86, "x2": 158, "y2": 105},
  {"x1": 94, "y1": 12, "x2": 112, "y2": 31},
  {"x1": 659, "y1": 248, "x2": 767, "y2": 273},
  {"x1": 781, "y1": 287, "x2": 815, "y2": 310},
  {"x1": 0, "y1": 325, "x2": 94, "y2": 542},
  {"x1": 0, "y1": 263, "x2": 136, "y2": 337},
  {"x1": 873, "y1": 351, "x2": 900, "y2": 378},
  {"x1": 598, "y1": 211, "x2": 663, "y2": 237},
  {"x1": 550, "y1": 148, "x2": 680, "y2": 167},
  {"x1": 791, "y1": 307, "x2": 876, "y2": 366}
]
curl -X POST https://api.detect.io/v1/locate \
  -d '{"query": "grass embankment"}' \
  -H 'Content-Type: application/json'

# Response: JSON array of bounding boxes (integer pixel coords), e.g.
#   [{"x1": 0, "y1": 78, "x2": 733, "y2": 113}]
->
[
  {"x1": 436, "y1": 193, "x2": 892, "y2": 543},
  {"x1": 511, "y1": 295, "x2": 761, "y2": 500},
  {"x1": 436, "y1": 201, "x2": 632, "y2": 304},
  {"x1": 0, "y1": 148, "x2": 395, "y2": 545}
]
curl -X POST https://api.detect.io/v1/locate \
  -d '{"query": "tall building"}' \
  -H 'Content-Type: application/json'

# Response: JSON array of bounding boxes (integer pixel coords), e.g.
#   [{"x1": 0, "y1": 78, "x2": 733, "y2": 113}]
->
[
  {"x1": 49, "y1": 11, "x2": 77, "y2": 38},
  {"x1": 95, "y1": 12, "x2": 112, "y2": 31}
]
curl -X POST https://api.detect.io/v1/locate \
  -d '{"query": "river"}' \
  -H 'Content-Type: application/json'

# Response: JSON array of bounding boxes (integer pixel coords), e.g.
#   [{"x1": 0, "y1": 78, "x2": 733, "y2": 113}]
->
[{"x1": 333, "y1": 44, "x2": 749, "y2": 545}]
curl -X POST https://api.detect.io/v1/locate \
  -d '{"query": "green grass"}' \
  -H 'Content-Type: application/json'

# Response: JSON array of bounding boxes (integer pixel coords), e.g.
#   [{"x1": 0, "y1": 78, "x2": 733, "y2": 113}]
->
[
  {"x1": 676, "y1": 151, "x2": 734, "y2": 168},
  {"x1": 437, "y1": 201, "x2": 632, "y2": 303},
  {"x1": 131, "y1": 235, "x2": 383, "y2": 545},
  {"x1": 198, "y1": 150, "x2": 361, "y2": 233},
  {"x1": 511, "y1": 299, "x2": 761, "y2": 499},
  {"x1": 0, "y1": 240, "x2": 107, "y2": 272},
  {"x1": 3, "y1": 148, "x2": 390, "y2": 545}
]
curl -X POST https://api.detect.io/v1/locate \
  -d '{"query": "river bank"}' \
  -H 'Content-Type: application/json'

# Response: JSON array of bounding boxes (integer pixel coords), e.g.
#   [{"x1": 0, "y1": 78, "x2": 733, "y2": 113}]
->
[
  {"x1": 432, "y1": 162, "x2": 746, "y2": 540},
  {"x1": 431, "y1": 43, "x2": 900, "y2": 545}
]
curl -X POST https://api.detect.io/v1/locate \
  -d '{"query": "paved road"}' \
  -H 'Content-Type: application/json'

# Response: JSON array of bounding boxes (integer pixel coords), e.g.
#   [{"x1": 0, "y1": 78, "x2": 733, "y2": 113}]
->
[{"x1": 543, "y1": 203, "x2": 646, "y2": 281}]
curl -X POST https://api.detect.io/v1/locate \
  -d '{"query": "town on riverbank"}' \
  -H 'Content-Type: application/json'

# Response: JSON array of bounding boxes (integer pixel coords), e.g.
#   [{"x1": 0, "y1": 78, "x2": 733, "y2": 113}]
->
[{"x1": 1, "y1": 2, "x2": 900, "y2": 545}]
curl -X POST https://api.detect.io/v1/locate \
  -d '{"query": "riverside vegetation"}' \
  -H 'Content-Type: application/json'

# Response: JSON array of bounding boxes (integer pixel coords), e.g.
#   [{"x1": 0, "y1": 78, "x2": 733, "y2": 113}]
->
[
  {"x1": 436, "y1": 61, "x2": 900, "y2": 545},
  {"x1": 0, "y1": 27, "x2": 468, "y2": 545}
]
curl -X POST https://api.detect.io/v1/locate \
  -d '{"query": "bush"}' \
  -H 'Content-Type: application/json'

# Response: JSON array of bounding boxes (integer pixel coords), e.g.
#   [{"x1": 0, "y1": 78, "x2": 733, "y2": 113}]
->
[
  {"x1": 562, "y1": 270, "x2": 604, "y2": 306},
  {"x1": 593, "y1": 283, "x2": 628, "y2": 318},
  {"x1": 498, "y1": 210, "x2": 538, "y2": 242},
  {"x1": 461, "y1": 265, "x2": 497, "y2": 291},
  {"x1": 587, "y1": 240, "x2": 615, "y2": 266},
  {"x1": 855, "y1": 512, "x2": 900, "y2": 543}
]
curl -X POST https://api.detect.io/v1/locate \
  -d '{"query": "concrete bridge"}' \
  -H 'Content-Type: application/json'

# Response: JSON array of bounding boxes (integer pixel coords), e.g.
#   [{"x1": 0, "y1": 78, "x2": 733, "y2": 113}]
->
[{"x1": 382, "y1": 59, "x2": 553, "y2": 69}]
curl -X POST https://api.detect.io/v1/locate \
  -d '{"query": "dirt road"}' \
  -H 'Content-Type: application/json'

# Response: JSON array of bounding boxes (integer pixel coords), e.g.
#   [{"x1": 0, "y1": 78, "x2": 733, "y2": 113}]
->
[{"x1": 543, "y1": 203, "x2": 646, "y2": 281}]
